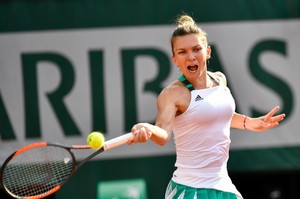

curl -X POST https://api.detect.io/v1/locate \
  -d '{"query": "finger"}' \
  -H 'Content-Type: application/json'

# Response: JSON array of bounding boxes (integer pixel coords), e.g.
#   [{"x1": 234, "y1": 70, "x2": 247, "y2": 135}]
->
[
  {"x1": 139, "y1": 127, "x2": 148, "y2": 142},
  {"x1": 127, "y1": 135, "x2": 134, "y2": 145},
  {"x1": 144, "y1": 126, "x2": 152, "y2": 139},
  {"x1": 132, "y1": 132, "x2": 139, "y2": 143},
  {"x1": 131, "y1": 126, "x2": 137, "y2": 133},
  {"x1": 271, "y1": 114, "x2": 286, "y2": 122},
  {"x1": 264, "y1": 106, "x2": 280, "y2": 120}
]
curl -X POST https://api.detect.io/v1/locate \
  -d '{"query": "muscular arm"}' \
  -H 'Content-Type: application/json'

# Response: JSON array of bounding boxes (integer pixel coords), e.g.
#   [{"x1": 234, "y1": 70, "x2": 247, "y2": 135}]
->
[
  {"x1": 131, "y1": 82, "x2": 187, "y2": 146},
  {"x1": 151, "y1": 87, "x2": 179, "y2": 145}
]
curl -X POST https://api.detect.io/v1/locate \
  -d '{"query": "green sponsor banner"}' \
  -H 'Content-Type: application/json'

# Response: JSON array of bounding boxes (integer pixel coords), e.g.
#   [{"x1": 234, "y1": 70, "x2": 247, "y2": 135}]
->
[
  {"x1": 98, "y1": 179, "x2": 147, "y2": 199},
  {"x1": 0, "y1": 0, "x2": 299, "y2": 32}
]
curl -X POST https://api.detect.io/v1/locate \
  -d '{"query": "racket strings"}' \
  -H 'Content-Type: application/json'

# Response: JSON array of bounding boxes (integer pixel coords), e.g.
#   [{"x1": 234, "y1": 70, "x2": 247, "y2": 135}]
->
[{"x1": 2, "y1": 146, "x2": 74, "y2": 198}]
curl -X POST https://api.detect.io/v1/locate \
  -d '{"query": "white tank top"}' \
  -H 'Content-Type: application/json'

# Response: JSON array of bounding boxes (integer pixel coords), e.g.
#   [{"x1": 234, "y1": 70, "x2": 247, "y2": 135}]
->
[{"x1": 171, "y1": 84, "x2": 242, "y2": 197}]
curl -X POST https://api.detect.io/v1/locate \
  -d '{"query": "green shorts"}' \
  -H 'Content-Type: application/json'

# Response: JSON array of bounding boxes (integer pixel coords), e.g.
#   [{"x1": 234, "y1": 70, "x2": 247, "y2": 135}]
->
[{"x1": 165, "y1": 180, "x2": 238, "y2": 199}]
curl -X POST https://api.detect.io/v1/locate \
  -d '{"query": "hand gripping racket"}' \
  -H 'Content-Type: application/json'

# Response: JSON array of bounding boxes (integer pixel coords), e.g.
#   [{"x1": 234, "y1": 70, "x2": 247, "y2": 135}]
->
[{"x1": 0, "y1": 133, "x2": 134, "y2": 199}]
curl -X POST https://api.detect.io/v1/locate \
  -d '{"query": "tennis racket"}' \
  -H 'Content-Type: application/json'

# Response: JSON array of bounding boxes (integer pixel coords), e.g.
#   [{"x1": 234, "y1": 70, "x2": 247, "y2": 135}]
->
[{"x1": 0, "y1": 133, "x2": 134, "y2": 199}]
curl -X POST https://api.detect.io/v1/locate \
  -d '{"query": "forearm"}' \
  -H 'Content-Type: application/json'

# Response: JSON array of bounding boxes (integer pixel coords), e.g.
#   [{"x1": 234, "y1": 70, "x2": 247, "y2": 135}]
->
[
  {"x1": 150, "y1": 124, "x2": 170, "y2": 146},
  {"x1": 230, "y1": 112, "x2": 249, "y2": 130},
  {"x1": 231, "y1": 108, "x2": 284, "y2": 132}
]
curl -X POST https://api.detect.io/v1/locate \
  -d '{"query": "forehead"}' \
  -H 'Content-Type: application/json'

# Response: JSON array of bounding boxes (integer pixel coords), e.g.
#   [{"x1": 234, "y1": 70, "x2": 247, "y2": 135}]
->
[{"x1": 173, "y1": 34, "x2": 206, "y2": 50}]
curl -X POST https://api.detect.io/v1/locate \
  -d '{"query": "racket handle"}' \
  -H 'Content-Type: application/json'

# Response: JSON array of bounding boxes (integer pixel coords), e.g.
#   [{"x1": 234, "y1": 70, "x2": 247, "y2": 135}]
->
[{"x1": 103, "y1": 133, "x2": 134, "y2": 151}]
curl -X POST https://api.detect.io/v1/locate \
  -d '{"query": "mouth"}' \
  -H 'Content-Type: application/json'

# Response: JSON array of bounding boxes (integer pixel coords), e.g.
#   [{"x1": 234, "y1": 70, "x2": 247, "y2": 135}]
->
[{"x1": 187, "y1": 65, "x2": 198, "y2": 72}]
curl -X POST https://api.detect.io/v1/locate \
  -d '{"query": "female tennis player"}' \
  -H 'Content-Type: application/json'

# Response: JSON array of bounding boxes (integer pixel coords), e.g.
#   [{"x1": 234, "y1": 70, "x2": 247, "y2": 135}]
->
[{"x1": 129, "y1": 14, "x2": 286, "y2": 199}]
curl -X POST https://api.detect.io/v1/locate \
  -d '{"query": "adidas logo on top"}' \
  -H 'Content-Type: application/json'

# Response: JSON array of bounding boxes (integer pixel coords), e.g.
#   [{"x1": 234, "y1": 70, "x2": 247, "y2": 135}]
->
[{"x1": 195, "y1": 95, "x2": 203, "y2": 101}]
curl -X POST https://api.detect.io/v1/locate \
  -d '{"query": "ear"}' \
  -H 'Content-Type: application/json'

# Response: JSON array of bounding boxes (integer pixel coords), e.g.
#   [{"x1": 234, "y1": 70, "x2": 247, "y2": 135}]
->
[
  {"x1": 172, "y1": 54, "x2": 178, "y2": 66},
  {"x1": 206, "y1": 46, "x2": 211, "y2": 59}
]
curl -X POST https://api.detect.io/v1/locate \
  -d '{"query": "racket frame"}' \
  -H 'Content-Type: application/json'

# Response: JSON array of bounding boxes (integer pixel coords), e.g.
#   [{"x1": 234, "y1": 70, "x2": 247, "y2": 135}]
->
[{"x1": 0, "y1": 133, "x2": 133, "y2": 199}]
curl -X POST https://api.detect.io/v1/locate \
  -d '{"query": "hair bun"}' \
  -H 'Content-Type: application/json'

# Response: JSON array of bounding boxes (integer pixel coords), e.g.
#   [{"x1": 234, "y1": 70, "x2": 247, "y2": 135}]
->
[{"x1": 177, "y1": 15, "x2": 195, "y2": 26}]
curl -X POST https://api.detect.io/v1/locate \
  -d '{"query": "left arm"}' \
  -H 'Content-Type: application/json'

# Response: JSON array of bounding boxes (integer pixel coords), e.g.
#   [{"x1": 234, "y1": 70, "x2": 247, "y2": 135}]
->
[
  {"x1": 211, "y1": 71, "x2": 286, "y2": 132},
  {"x1": 231, "y1": 106, "x2": 286, "y2": 132}
]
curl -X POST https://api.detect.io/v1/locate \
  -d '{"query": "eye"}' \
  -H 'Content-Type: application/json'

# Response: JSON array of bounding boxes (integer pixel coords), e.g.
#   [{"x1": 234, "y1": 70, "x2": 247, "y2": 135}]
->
[{"x1": 194, "y1": 47, "x2": 202, "y2": 52}]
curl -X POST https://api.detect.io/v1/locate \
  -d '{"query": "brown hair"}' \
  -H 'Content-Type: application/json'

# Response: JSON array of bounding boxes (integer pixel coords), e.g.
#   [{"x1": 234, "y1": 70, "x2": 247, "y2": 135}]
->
[{"x1": 171, "y1": 15, "x2": 208, "y2": 54}]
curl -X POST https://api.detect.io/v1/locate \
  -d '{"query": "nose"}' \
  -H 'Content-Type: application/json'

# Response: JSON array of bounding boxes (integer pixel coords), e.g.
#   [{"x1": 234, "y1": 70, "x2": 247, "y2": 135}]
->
[{"x1": 187, "y1": 51, "x2": 196, "y2": 61}]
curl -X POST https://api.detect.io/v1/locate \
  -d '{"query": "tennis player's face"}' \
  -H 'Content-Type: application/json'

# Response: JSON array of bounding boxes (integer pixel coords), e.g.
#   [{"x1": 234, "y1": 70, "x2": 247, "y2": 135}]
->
[{"x1": 172, "y1": 34, "x2": 210, "y2": 78}]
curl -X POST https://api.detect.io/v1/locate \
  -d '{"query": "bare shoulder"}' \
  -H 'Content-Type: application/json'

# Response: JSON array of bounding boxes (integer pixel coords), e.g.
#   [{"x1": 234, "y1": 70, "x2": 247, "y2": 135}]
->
[
  {"x1": 208, "y1": 71, "x2": 227, "y2": 86},
  {"x1": 157, "y1": 80, "x2": 190, "y2": 113},
  {"x1": 158, "y1": 80, "x2": 188, "y2": 101}
]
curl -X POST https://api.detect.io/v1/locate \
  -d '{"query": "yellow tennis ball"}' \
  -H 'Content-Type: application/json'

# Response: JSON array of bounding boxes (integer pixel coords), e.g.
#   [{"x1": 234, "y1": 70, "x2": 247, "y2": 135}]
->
[{"x1": 87, "y1": 132, "x2": 105, "y2": 149}]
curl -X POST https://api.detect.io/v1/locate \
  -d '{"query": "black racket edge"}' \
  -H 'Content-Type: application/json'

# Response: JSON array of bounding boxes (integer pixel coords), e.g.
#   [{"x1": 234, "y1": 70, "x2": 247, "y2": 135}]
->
[{"x1": 0, "y1": 142, "x2": 104, "y2": 199}]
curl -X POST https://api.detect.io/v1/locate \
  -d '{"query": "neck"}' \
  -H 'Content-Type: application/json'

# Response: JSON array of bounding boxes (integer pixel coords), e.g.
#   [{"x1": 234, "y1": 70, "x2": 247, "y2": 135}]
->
[{"x1": 188, "y1": 72, "x2": 213, "y2": 90}]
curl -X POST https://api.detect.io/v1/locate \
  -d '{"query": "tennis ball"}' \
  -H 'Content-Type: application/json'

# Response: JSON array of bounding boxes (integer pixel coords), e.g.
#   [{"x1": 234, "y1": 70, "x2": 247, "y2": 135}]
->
[{"x1": 87, "y1": 132, "x2": 105, "y2": 149}]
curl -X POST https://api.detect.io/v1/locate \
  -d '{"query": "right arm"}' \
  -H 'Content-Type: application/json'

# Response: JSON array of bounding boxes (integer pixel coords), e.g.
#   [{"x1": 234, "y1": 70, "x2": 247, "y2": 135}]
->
[{"x1": 130, "y1": 84, "x2": 181, "y2": 146}]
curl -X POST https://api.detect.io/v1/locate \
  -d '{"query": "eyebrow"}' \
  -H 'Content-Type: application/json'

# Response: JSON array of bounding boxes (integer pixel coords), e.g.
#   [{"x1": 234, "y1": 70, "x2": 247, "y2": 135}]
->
[{"x1": 175, "y1": 44, "x2": 202, "y2": 52}]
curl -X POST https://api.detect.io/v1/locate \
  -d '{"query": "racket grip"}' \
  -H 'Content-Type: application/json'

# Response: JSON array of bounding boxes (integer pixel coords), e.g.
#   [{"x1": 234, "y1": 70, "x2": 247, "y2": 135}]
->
[{"x1": 103, "y1": 133, "x2": 134, "y2": 151}]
